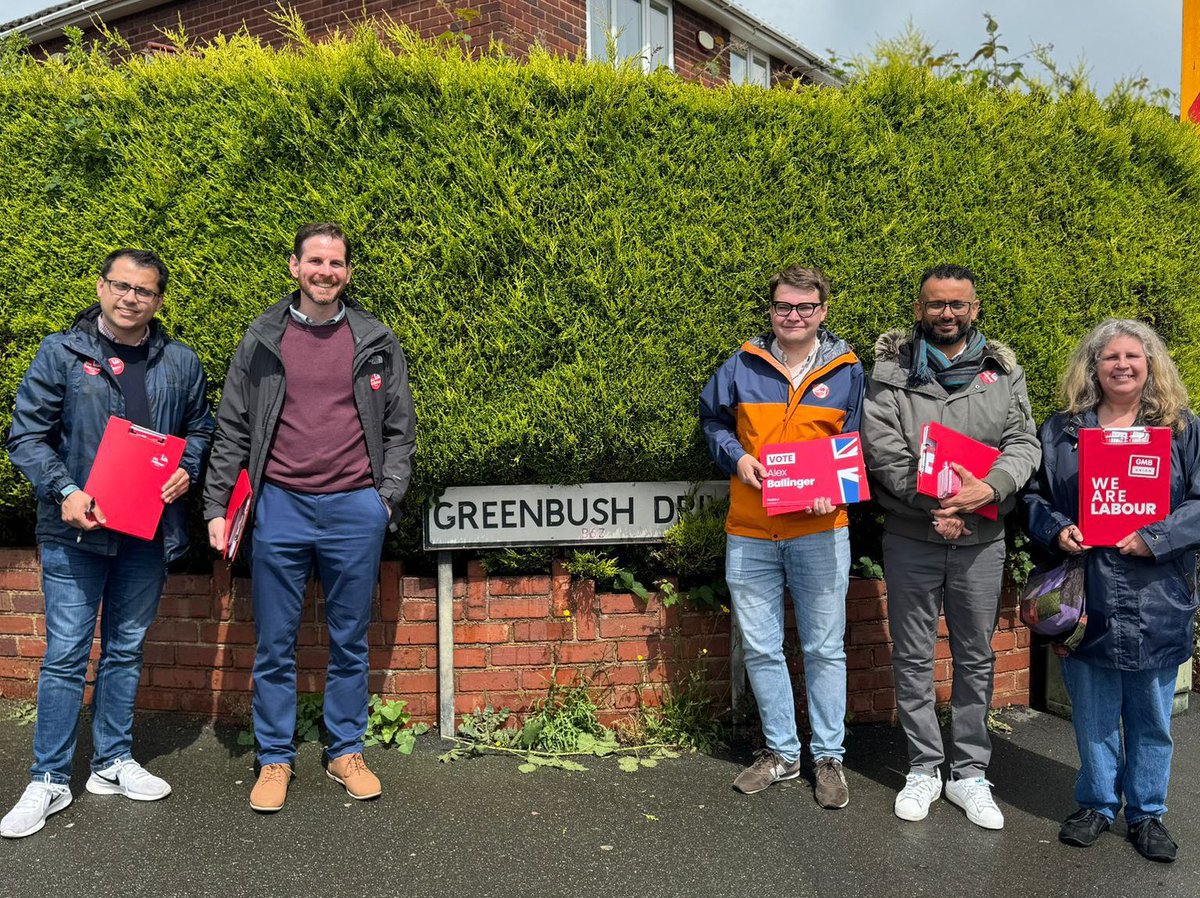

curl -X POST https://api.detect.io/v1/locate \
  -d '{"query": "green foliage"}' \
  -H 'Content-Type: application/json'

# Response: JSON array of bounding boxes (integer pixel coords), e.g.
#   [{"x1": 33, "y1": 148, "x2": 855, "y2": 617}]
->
[
  {"x1": 478, "y1": 547, "x2": 554, "y2": 575},
  {"x1": 441, "y1": 681, "x2": 680, "y2": 771},
  {"x1": 3, "y1": 700, "x2": 37, "y2": 726},
  {"x1": 613, "y1": 568, "x2": 651, "y2": 601},
  {"x1": 455, "y1": 704, "x2": 517, "y2": 745},
  {"x1": 2, "y1": 20, "x2": 1200, "y2": 550},
  {"x1": 1006, "y1": 528, "x2": 1036, "y2": 588},
  {"x1": 655, "y1": 496, "x2": 728, "y2": 584},
  {"x1": 852, "y1": 555, "x2": 884, "y2": 580},
  {"x1": 365, "y1": 695, "x2": 430, "y2": 752},
  {"x1": 238, "y1": 692, "x2": 324, "y2": 746},
  {"x1": 521, "y1": 677, "x2": 611, "y2": 754},
  {"x1": 636, "y1": 667, "x2": 728, "y2": 754},
  {"x1": 563, "y1": 549, "x2": 621, "y2": 582}
]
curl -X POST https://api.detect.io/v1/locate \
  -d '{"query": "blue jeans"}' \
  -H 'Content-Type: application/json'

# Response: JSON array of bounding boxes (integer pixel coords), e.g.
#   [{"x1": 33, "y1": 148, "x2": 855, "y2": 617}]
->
[
  {"x1": 33, "y1": 539, "x2": 166, "y2": 784},
  {"x1": 1061, "y1": 657, "x2": 1176, "y2": 824},
  {"x1": 726, "y1": 529, "x2": 850, "y2": 763},
  {"x1": 251, "y1": 483, "x2": 389, "y2": 766}
]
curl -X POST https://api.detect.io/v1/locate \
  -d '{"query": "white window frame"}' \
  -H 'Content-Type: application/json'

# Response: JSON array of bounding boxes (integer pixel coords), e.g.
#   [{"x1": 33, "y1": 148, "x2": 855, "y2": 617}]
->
[
  {"x1": 729, "y1": 40, "x2": 771, "y2": 87},
  {"x1": 587, "y1": 0, "x2": 676, "y2": 73}
]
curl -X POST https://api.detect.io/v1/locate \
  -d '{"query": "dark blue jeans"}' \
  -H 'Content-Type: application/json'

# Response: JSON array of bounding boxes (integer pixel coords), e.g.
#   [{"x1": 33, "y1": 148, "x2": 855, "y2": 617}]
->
[
  {"x1": 251, "y1": 483, "x2": 389, "y2": 766},
  {"x1": 33, "y1": 539, "x2": 166, "y2": 784}
]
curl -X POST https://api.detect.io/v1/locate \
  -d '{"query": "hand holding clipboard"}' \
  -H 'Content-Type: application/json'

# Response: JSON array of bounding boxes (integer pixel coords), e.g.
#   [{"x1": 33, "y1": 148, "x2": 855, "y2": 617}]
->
[
  {"x1": 207, "y1": 469, "x2": 253, "y2": 563},
  {"x1": 82, "y1": 417, "x2": 186, "y2": 540}
]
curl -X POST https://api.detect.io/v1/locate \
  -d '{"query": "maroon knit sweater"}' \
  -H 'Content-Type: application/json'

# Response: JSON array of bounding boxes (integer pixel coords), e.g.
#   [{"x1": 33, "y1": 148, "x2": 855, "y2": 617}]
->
[{"x1": 264, "y1": 317, "x2": 373, "y2": 493}]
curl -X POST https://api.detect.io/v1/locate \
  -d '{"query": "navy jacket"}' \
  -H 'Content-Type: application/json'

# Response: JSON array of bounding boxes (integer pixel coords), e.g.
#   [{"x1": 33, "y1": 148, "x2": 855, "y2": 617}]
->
[
  {"x1": 7, "y1": 305, "x2": 214, "y2": 563},
  {"x1": 1024, "y1": 410, "x2": 1200, "y2": 670}
]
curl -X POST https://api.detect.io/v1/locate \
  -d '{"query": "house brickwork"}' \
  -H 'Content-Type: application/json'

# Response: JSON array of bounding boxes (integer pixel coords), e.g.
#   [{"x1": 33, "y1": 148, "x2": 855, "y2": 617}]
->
[
  {"x1": 23, "y1": 0, "x2": 818, "y2": 87},
  {"x1": 0, "y1": 548, "x2": 1032, "y2": 727}
]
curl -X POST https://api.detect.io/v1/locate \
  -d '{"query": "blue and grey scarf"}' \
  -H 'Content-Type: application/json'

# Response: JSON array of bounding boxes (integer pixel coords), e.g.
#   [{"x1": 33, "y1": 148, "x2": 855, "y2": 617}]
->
[{"x1": 909, "y1": 325, "x2": 987, "y2": 392}]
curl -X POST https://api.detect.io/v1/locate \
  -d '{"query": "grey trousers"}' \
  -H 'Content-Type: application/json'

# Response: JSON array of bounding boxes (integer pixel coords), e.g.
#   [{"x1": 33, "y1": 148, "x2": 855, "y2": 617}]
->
[{"x1": 883, "y1": 531, "x2": 1006, "y2": 780}]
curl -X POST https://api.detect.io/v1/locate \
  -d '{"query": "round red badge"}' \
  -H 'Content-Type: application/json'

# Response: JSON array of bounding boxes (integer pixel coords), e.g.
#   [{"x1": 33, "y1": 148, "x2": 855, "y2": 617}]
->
[
  {"x1": 83, "y1": 361, "x2": 101, "y2": 376},
  {"x1": 108, "y1": 358, "x2": 125, "y2": 376},
  {"x1": 813, "y1": 383, "x2": 830, "y2": 399},
  {"x1": 369, "y1": 373, "x2": 382, "y2": 391},
  {"x1": 979, "y1": 371, "x2": 999, "y2": 384}
]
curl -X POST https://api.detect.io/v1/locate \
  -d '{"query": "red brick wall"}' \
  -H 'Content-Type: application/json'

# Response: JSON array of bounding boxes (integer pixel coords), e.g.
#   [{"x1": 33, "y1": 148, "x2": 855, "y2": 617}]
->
[
  {"x1": 0, "y1": 548, "x2": 1030, "y2": 726},
  {"x1": 27, "y1": 0, "x2": 792, "y2": 87},
  {"x1": 33, "y1": 0, "x2": 511, "y2": 57},
  {"x1": 670, "y1": 3, "x2": 725, "y2": 86}
]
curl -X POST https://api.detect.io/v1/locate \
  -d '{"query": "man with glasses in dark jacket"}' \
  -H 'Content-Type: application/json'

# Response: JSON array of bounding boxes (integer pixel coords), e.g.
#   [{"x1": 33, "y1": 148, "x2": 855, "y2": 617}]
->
[
  {"x1": 2, "y1": 249, "x2": 213, "y2": 839},
  {"x1": 204, "y1": 223, "x2": 415, "y2": 813}
]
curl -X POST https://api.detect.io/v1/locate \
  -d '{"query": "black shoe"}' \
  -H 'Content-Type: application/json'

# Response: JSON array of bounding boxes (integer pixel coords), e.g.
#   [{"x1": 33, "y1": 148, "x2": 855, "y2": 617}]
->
[
  {"x1": 1127, "y1": 817, "x2": 1178, "y2": 863},
  {"x1": 1058, "y1": 808, "x2": 1110, "y2": 847}
]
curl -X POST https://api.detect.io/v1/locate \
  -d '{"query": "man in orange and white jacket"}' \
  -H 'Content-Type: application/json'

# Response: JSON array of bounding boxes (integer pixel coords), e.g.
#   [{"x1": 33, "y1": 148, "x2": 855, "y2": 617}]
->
[{"x1": 700, "y1": 265, "x2": 863, "y2": 809}]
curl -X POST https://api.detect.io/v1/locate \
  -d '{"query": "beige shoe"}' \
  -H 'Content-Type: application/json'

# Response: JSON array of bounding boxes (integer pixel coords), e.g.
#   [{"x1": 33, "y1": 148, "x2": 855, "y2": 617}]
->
[
  {"x1": 249, "y1": 763, "x2": 293, "y2": 812},
  {"x1": 326, "y1": 752, "x2": 381, "y2": 800}
]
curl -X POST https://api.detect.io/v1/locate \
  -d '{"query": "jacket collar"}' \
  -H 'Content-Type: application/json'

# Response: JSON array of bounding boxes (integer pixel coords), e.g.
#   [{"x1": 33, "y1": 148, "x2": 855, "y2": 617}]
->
[
  {"x1": 742, "y1": 327, "x2": 857, "y2": 370},
  {"x1": 872, "y1": 327, "x2": 1017, "y2": 374},
  {"x1": 250, "y1": 291, "x2": 389, "y2": 351},
  {"x1": 66, "y1": 303, "x2": 167, "y2": 359}
]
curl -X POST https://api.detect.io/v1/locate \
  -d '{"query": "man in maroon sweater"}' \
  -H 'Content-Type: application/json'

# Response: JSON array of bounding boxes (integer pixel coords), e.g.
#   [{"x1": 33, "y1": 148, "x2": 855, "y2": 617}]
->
[{"x1": 203, "y1": 223, "x2": 415, "y2": 812}]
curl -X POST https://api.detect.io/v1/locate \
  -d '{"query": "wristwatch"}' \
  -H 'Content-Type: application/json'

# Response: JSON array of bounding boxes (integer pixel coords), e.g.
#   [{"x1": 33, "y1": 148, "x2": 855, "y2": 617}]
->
[{"x1": 56, "y1": 484, "x2": 81, "y2": 504}]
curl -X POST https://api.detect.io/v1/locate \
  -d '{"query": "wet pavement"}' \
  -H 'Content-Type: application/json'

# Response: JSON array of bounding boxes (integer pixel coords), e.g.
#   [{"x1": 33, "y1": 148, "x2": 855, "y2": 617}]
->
[{"x1": 0, "y1": 702, "x2": 1197, "y2": 898}]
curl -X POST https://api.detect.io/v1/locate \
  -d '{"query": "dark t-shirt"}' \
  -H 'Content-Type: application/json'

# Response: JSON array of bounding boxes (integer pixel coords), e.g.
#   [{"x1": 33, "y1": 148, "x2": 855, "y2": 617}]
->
[{"x1": 100, "y1": 336, "x2": 152, "y2": 428}]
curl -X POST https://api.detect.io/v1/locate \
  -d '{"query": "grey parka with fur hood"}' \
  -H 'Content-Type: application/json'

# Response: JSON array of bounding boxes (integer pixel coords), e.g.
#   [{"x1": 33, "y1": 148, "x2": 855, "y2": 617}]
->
[{"x1": 861, "y1": 329, "x2": 1040, "y2": 545}]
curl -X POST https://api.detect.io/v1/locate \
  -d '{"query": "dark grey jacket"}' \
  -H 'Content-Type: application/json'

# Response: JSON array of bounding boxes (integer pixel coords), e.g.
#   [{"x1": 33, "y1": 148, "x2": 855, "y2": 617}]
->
[
  {"x1": 202, "y1": 293, "x2": 415, "y2": 522},
  {"x1": 7, "y1": 305, "x2": 213, "y2": 562},
  {"x1": 861, "y1": 329, "x2": 1041, "y2": 545}
]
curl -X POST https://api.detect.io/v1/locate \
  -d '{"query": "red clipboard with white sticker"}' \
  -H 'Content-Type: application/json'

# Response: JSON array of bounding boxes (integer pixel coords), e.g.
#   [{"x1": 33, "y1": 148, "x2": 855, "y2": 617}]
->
[
  {"x1": 222, "y1": 469, "x2": 253, "y2": 563},
  {"x1": 1078, "y1": 427, "x2": 1171, "y2": 546},
  {"x1": 82, "y1": 417, "x2": 185, "y2": 540},
  {"x1": 916, "y1": 422, "x2": 1001, "y2": 520}
]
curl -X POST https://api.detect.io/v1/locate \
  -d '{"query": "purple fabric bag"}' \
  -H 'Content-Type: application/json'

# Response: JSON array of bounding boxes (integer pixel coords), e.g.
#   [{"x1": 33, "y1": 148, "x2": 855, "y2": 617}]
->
[{"x1": 1019, "y1": 556, "x2": 1087, "y2": 650}]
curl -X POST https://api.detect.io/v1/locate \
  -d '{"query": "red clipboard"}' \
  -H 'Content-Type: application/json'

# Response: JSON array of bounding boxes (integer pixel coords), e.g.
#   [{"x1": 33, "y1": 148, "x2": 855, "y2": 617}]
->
[
  {"x1": 916, "y1": 422, "x2": 1001, "y2": 520},
  {"x1": 82, "y1": 417, "x2": 185, "y2": 540},
  {"x1": 223, "y1": 469, "x2": 253, "y2": 562},
  {"x1": 1078, "y1": 427, "x2": 1171, "y2": 546},
  {"x1": 759, "y1": 433, "x2": 870, "y2": 514}
]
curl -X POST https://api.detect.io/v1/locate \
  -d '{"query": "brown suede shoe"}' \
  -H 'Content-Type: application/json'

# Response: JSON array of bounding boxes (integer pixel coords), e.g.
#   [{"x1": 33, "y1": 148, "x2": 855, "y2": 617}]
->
[
  {"x1": 249, "y1": 763, "x2": 293, "y2": 813},
  {"x1": 326, "y1": 752, "x2": 381, "y2": 800}
]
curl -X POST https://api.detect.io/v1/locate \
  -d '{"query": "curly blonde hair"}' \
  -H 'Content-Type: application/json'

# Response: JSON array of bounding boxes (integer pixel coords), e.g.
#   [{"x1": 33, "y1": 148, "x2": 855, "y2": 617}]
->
[{"x1": 1059, "y1": 318, "x2": 1191, "y2": 431}]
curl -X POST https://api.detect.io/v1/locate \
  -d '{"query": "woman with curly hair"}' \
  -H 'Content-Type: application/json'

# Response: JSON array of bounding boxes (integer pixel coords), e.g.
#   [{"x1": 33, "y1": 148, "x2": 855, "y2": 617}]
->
[{"x1": 1024, "y1": 318, "x2": 1200, "y2": 862}]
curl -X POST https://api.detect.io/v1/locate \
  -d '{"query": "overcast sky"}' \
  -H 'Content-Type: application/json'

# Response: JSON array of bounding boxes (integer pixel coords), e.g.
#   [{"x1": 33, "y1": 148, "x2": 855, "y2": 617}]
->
[
  {"x1": 2, "y1": 1, "x2": 1185, "y2": 97},
  {"x1": 741, "y1": 0, "x2": 1183, "y2": 98}
]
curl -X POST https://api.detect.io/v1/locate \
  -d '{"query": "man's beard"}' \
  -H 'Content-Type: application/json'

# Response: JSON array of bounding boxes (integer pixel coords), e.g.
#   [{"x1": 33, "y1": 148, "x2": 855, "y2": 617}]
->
[
  {"x1": 304, "y1": 285, "x2": 341, "y2": 305},
  {"x1": 921, "y1": 320, "x2": 967, "y2": 347}
]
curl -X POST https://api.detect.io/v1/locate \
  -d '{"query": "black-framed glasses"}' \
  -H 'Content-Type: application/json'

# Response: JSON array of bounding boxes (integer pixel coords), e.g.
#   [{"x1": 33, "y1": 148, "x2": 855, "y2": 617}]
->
[
  {"x1": 102, "y1": 277, "x2": 160, "y2": 301},
  {"x1": 769, "y1": 300, "x2": 825, "y2": 319},
  {"x1": 921, "y1": 300, "x2": 976, "y2": 314}
]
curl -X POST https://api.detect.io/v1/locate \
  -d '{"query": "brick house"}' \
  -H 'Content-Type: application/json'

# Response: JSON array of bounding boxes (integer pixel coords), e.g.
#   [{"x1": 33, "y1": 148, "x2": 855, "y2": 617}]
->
[{"x1": 0, "y1": 0, "x2": 840, "y2": 87}]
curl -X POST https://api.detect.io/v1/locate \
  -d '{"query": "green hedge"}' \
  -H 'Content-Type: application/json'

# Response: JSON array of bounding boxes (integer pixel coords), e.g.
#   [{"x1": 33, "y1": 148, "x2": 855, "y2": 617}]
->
[{"x1": 2, "y1": 22, "x2": 1199, "y2": 549}]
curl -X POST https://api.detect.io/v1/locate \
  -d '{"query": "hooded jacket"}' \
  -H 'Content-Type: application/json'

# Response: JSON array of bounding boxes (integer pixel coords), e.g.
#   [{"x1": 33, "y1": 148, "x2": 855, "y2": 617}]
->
[
  {"x1": 202, "y1": 292, "x2": 416, "y2": 523},
  {"x1": 699, "y1": 327, "x2": 864, "y2": 540},
  {"x1": 1024, "y1": 410, "x2": 1200, "y2": 670},
  {"x1": 7, "y1": 304, "x2": 214, "y2": 563},
  {"x1": 861, "y1": 328, "x2": 1040, "y2": 545}
]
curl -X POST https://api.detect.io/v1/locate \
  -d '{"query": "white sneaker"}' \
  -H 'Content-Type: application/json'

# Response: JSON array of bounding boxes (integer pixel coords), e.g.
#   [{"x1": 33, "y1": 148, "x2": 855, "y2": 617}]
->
[
  {"x1": 945, "y1": 776, "x2": 1005, "y2": 830},
  {"x1": 894, "y1": 770, "x2": 942, "y2": 821},
  {"x1": 1, "y1": 777, "x2": 73, "y2": 838},
  {"x1": 86, "y1": 758, "x2": 172, "y2": 801}
]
